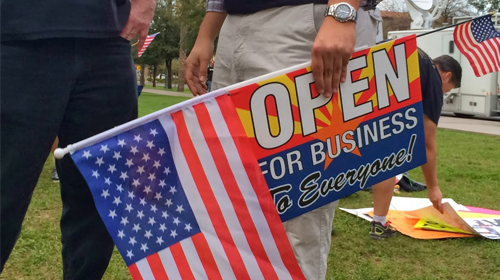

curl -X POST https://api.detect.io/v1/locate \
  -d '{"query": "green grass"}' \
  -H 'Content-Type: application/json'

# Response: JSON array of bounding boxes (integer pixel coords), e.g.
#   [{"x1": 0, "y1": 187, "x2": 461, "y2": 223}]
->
[{"x1": 2, "y1": 93, "x2": 500, "y2": 279}]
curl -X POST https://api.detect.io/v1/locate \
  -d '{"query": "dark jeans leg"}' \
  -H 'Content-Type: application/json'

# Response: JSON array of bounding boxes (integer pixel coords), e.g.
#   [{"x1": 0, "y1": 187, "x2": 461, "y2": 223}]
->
[
  {"x1": 0, "y1": 40, "x2": 74, "y2": 271},
  {"x1": 57, "y1": 38, "x2": 137, "y2": 280}
]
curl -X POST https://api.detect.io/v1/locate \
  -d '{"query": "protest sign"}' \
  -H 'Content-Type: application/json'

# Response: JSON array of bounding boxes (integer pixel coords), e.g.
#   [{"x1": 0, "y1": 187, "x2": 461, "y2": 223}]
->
[{"x1": 229, "y1": 35, "x2": 426, "y2": 221}]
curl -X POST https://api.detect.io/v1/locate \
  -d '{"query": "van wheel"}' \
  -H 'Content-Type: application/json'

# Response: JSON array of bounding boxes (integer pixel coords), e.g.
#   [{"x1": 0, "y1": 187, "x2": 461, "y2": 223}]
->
[{"x1": 454, "y1": 113, "x2": 474, "y2": 118}]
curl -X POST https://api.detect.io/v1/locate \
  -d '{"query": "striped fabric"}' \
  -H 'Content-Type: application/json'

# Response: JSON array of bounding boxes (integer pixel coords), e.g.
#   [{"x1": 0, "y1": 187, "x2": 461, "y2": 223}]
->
[
  {"x1": 138, "y1": 32, "x2": 160, "y2": 58},
  {"x1": 71, "y1": 91, "x2": 305, "y2": 280}
]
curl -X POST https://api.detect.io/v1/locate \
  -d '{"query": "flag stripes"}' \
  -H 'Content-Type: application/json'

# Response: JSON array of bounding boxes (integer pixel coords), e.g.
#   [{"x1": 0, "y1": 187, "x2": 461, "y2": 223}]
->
[
  {"x1": 454, "y1": 16, "x2": 500, "y2": 77},
  {"x1": 138, "y1": 32, "x2": 160, "y2": 58}
]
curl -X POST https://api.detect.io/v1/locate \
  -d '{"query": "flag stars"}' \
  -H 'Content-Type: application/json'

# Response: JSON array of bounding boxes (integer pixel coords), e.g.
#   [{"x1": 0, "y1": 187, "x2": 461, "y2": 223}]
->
[
  {"x1": 125, "y1": 159, "x2": 134, "y2": 168},
  {"x1": 159, "y1": 223, "x2": 167, "y2": 232},
  {"x1": 104, "y1": 177, "x2": 112, "y2": 185},
  {"x1": 148, "y1": 173, "x2": 156, "y2": 181},
  {"x1": 119, "y1": 172, "x2": 129, "y2": 181},
  {"x1": 173, "y1": 217, "x2": 180, "y2": 226},
  {"x1": 82, "y1": 150, "x2": 92, "y2": 159},
  {"x1": 142, "y1": 153, "x2": 151, "y2": 162},
  {"x1": 150, "y1": 128, "x2": 159, "y2": 137},
  {"x1": 130, "y1": 146, "x2": 139, "y2": 155},
  {"x1": 162, "y1": 211, "x2": 169, "y2": 219},
  {"x1": 129, "y1": 237, "x2": 137, "y2": 246},
  {"x1": 151, "y1": 204, "x2": 158, "y2": 213},
  {"x1": 120, "y1": 216, "x2": 129, "y2": 226},
  {"x1": 148, "y1": 217, "x2": 156, "y2": 226},
  {"x1": 176, "y1": 205, "x2": 184, "y2": 214},
  {"x1": 185, "y1": 223, "x2": 193, "y2": 232},
  {"x1": 113, "y1": 196, "x2": 122, "y2": 206},
  {"x1": 170, "y1": 230, "x2": 178, "y2": 238},
  {"x1": 100, "y1": 145, "x2": 110, "y2": 153},
  {"x1": 132, "y1": 224, "x2": 141, "y2": 233},
  {"x1": 133, "y1": 134, "x2": 143, "y2": 142},
  {"x1": 101, "y1": 189, "x2": 110, "y2": 199},
  {"x1": 159, "y1": 180, "x2": 166, "y2": 188},
  {"x1": 92, "y1": 170, "x2": 100, "y2": 178},
  {"x1": 144, "y1": 230, "x2": 153, "y2": 239},
  {"x1": 169, "y1": 186, "x2": 177, "y2": 195},
  {"x1": 158, "y1": 148, "x2": 166, "y2": 156},
  {"x1": 143, "y1": 186, "x2": 152, "y2": 194},
  {"x1": 118, "y1": 230, "x2": 125, "y2": 239},
  {"x1": 132, "y1": 179, "x2": 141, "y2": 188},
  {"x1": 113, "y1": 151, "x2": 122, "y2": 160},
  {"x1": 146, "y1": 140, "x2": 155, "y2": 149},
  {"x1": 127, "y1": 250, "x2": 134, "y2": 259},
  {"x1": 137, "y1": 166, "x2": 145, "y2": 175},
  {"x1": 140, "y1": 243, "x2": 149, "y2": 252},
  {"x1": 95, "y1": 157, "x2": 105, "y2": 166},
  {"x1": 154, "y1": 192, "x2": 162, "y2": 201},
  {"x1": 108, "y1": 210, "x2": 117, "y2": 219},
  {"x1": 108, "y1": 164, "x2": 117, "y2": 174},
  {"x1": 128, "y1": 191, "x2": 136, "y2": 200},
  {"x1": 156, "y1": 236, "x2": 164, "y2": 245},
  {"x1": 139, "y1": 198, "x2": 147, "y2": 206},
  {"x1": 117, "y1": 139, "x2": 127, "y2": 147},
  {"x1": 165, "y1": 199, "x2": 173, "y2": 207},
  {"x1": 125, "y1": 204, "x2": 134, "y2": 213},
  {"x1": 137, "y1": 210, "x2": 145, "y2": 219},
  {"x1": 116, "y1": 184, "x2": 124, "y2": 193},
  {"x1": 163, "y1": 167, "x2": 171, "y2": 175},
  {"x1": 153, "y1": 160, "x2": 161, "y2": 169}
]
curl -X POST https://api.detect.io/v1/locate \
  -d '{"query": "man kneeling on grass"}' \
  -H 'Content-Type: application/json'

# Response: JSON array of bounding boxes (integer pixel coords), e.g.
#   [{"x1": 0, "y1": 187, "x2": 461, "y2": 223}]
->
[{"x1": 369, "y1": 51, "x2": 462, "y2": 239}]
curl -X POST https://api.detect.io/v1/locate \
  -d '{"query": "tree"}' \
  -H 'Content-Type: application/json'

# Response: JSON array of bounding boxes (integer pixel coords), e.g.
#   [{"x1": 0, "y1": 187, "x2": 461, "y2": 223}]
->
[
  {"x1": 175, "y1": 0, "x2": 206, "y2": 92},
  {"x1": 468, "y1": 0, "x2": 500, "y2": 14}
]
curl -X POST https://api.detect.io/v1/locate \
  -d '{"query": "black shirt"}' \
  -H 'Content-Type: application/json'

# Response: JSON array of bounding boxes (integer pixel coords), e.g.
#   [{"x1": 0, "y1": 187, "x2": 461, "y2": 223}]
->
[
  {"x1": 1, "y1": 0, "x2": 130, "y2": 41},
  {"x1": 418, "y1": 48, "x2": 443, "y2": 125}
]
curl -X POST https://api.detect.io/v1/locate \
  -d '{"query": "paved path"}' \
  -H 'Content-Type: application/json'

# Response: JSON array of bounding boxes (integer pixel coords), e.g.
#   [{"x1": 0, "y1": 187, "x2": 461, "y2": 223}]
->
[
  {"x1": 438, "y1": 116, "x2": 500, "y2": 137},
  {"x1": 143, "y1": 88, "x2": 500, "y2": 137}
]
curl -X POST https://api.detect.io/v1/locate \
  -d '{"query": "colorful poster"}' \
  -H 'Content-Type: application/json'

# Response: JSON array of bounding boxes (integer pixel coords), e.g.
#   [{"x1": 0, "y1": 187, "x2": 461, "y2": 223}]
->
[{"x1": 229, "y1": 35, "x2": 426, "y2": 221}]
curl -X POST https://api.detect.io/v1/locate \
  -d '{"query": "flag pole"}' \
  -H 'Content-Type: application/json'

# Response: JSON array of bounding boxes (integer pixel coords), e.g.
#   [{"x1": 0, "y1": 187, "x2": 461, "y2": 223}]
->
[{"x1": 416, "y1": 12, "x2": 497, "y2": 38}]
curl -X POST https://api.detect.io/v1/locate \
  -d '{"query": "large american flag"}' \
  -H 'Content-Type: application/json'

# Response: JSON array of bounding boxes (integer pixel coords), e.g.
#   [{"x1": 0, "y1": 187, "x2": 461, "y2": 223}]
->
[
  {"x1": 72, "y1": 92, "x2": 305, "y2": 279},
  {"x1": 454, "y1": 15, "x2": 500, "y2": 77},
  {"x1": 138, "y1": 32, "x2": 159, "y2": 58}
]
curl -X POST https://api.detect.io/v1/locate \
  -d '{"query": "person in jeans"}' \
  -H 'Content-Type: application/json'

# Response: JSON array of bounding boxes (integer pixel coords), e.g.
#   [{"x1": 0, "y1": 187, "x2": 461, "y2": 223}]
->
[
  {"x1": 369, "y1": 52, "x2": 462, "y2": 239},
  {"x1": 1, "y1": 0, "x2": 156, "y2": 278},
  {"x1": 185, "y1": 1, "x2": 382, "y2": 279}
]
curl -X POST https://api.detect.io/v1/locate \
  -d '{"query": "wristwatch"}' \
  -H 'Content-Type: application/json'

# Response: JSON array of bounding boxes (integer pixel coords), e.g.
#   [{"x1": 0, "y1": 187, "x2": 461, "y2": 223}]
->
[{"x1": 324, "y1": 2, "x2": 357, "y2": 23}]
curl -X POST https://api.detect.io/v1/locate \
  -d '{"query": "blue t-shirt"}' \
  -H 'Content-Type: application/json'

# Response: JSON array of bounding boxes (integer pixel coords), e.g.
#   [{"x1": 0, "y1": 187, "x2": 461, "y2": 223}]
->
[{"x1": 418, "y1": 48, "x2": 443, "y2": 125}]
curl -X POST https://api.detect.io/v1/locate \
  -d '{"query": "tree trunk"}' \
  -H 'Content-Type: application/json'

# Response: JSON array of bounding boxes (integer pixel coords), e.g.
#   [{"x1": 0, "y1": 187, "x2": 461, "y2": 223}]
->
[
  {"x1": 152, "y1": 64, "x2": 157, "y2": 87},
  {"x1": 140, "y1": 64, "x2": 145, "y2": 86},
  {"x1": 177, "y1": 23, "x2": 188, "y2": 92},
  {"x1": 166, "y1": 58, "x2": 173, "y2": 89}
]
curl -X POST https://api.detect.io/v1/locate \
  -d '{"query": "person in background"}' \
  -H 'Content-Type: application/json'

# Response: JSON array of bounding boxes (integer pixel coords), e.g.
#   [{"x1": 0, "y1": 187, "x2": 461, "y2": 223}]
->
[
  {"x1": 185, "y1": 1, "x2": 382, "y2": 279},
  {"x1": 369, "y1": 52, "x2": 462, "y2": 239},
  {"x1": 1, "y1": 0, "x2": 156, "y2": 278}
]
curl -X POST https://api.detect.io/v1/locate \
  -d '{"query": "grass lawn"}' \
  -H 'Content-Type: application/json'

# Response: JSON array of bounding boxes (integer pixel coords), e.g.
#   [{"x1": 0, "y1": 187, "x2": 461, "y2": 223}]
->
[{"x1": 2, "y1": 93, "x2": 500, "y2": 279}]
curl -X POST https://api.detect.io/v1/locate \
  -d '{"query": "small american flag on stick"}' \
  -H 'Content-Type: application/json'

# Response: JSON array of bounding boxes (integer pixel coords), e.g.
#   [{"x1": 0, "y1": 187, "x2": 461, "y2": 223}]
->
[
  {"x1": 138, "y1": 32, "x2": 160, "y2": 58},
  {"x1": 454, "y1": 15, "x2": 500, "y2": 77}
]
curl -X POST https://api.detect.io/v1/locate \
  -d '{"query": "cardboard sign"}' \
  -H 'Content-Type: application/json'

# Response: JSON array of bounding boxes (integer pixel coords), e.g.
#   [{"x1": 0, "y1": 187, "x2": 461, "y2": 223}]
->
[{"x1": 229, "y1": 35, "x2": 426, "y2": 221}]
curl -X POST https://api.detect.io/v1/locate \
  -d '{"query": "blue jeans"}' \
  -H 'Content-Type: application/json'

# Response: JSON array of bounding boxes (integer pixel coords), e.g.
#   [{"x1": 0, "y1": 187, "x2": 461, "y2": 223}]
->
[{"x1": 1, "y1": 37, "x2": 138, "y2": 279}]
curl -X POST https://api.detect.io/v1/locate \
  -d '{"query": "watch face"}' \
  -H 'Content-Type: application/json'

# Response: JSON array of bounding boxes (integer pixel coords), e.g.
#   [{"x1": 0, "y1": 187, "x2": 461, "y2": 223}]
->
[{"x1": 336, "y1": 4, "x2": 351, "y2": 19}]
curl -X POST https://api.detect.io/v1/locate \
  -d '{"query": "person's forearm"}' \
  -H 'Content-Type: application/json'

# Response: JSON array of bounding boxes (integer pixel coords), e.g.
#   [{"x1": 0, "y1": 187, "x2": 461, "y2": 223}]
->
[
  {"x1": 195, "y1": 12, "x2": 227, "y2": 45},
  {"x1": 421, "y1": 142, "x2": 438, "y2": 188}
]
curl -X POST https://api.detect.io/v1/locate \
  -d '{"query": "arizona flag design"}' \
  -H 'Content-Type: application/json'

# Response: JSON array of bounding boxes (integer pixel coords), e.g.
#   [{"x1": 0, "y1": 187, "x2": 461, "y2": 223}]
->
[
  {"x1": 71, "y1": 91, "x2": 305, "y2": 280},
  {"x1": 229, "y1": 35, "x2": 426, "y2": 221},
  {"x1": 138, "y1": 32, "x2": 160, "y2": 58}
]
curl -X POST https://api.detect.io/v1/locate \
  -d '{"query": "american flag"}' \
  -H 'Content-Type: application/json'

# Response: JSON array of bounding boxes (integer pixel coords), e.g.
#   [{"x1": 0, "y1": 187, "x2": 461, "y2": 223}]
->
[
  {"x1": 72, "y1": 92, "x2": 305, "y2": 279},
  {"x1": 138, "y1": 32, "x2": 159, "y2": 58},
  {"x1": 454, "y1": 15, "x2": 500, "y2": 77}
]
